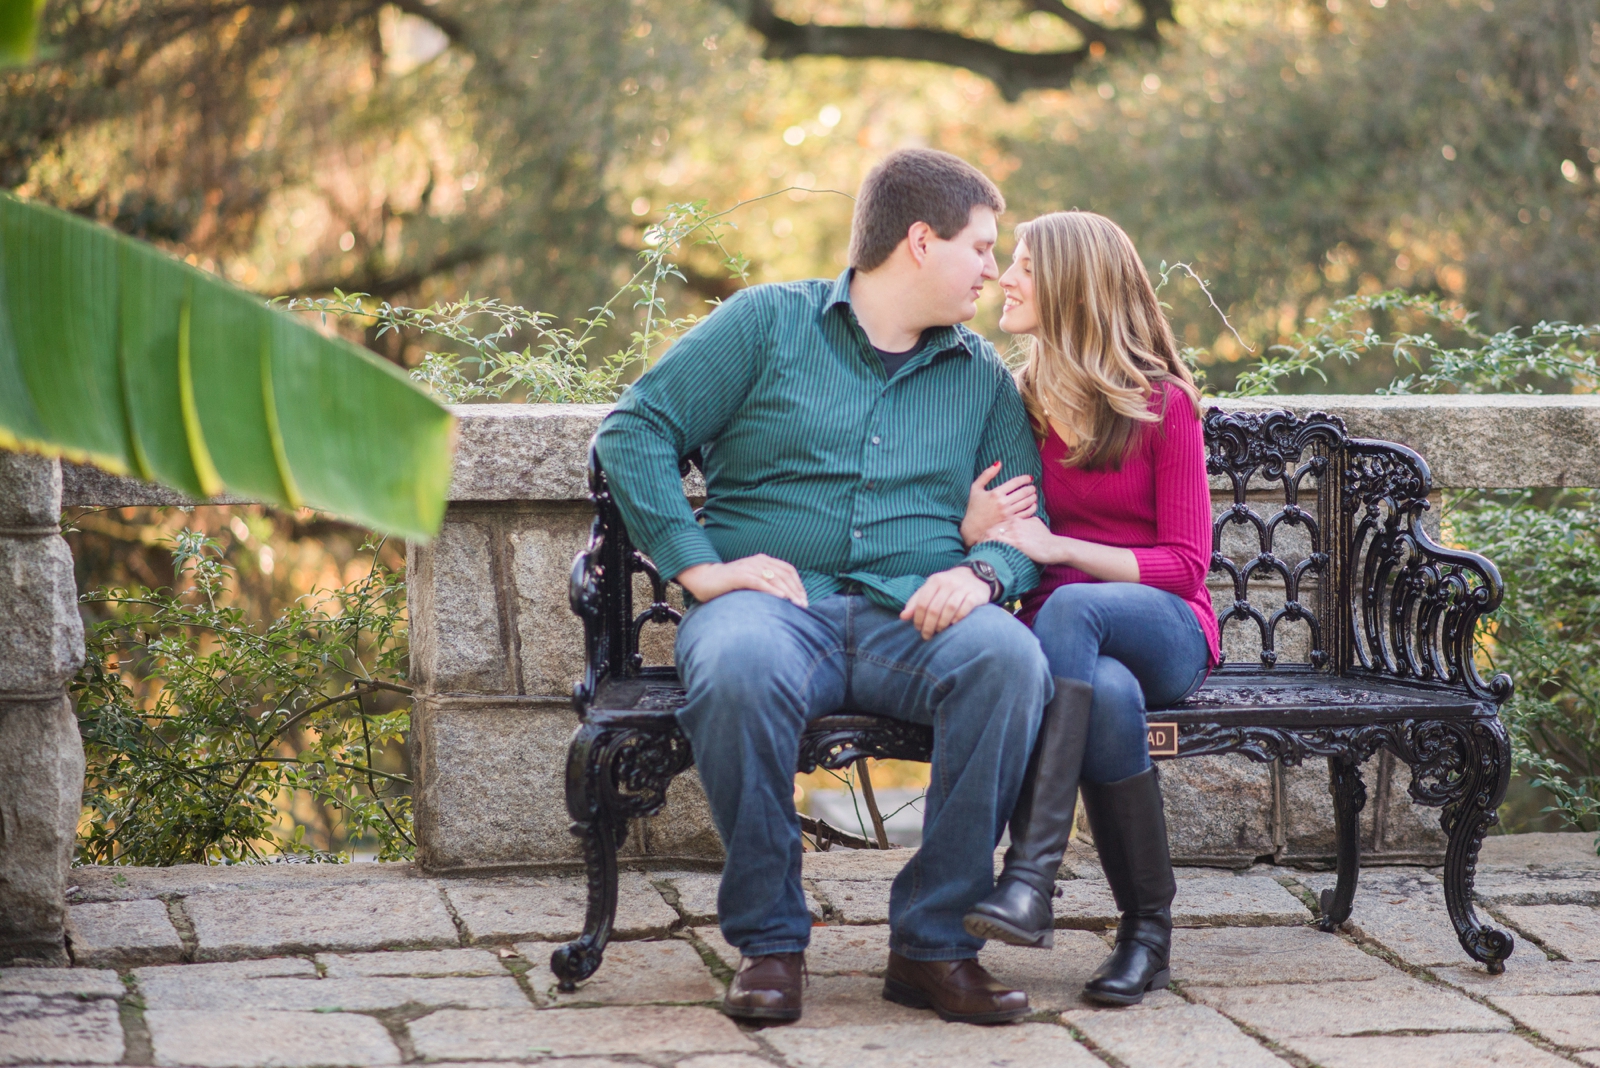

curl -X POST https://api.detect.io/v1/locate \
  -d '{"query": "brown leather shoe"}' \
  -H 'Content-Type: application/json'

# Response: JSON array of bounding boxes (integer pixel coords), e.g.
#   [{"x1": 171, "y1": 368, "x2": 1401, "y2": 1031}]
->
[
  {"x1": 721, "y1": 952, "x2": 805, "y2": 1023},
  {"x1": 881, "y1": 951, "x2": 1029, "y2": 1024}
]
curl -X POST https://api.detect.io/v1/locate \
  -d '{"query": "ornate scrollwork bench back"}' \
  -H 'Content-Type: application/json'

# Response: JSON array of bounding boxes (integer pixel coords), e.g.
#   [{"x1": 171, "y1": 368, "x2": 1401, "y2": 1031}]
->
[{"x1": 550, "y1": 408, "x2": 1515, "y2": 991}]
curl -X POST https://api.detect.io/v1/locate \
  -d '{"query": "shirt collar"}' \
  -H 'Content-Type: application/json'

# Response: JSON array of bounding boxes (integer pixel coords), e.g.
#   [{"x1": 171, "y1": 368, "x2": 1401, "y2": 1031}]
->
[{"x1": 828, "y1": 268, "x2": 973, "y2": 359}]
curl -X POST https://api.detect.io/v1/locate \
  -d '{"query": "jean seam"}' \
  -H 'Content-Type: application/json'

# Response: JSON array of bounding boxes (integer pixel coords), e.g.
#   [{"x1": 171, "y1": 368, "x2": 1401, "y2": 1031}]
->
[{"x1": 853, "y1": 650, "x2": 944, "y2": 690}]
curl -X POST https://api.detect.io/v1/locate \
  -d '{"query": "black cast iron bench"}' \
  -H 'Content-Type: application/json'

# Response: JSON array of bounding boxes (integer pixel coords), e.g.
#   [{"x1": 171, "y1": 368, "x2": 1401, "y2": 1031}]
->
[{"x1": 549, "y1": 408, "x2": 1516, "y2": 990}]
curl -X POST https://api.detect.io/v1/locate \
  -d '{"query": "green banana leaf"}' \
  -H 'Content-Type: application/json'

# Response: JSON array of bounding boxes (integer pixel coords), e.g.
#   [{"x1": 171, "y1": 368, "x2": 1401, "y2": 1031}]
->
[
  {"x1": 0, "y1": 0, "x2": 43, "y2": 66},
  {"x1": 0, "y1": 193, "x2": 456, "y2": 541}
]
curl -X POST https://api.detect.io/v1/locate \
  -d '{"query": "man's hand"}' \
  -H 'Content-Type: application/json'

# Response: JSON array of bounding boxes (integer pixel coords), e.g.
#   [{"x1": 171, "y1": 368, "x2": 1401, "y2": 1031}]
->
[
  {"x1": 960, "y1": 461, "x2": 1037, "y2": 548},
  {"x1": 677, "y1": 555, "x2": 809, "y2": 608},
  {"x1": 899, "y1": 565, "x2": 991, "y2": 640}
]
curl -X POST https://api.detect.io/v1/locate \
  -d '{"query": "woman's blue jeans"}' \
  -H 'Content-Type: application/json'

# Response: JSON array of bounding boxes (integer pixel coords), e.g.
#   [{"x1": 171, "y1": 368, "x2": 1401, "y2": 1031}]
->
[{"x1": 1031, "y1": 583, "x2": 1210, "y2": 784}]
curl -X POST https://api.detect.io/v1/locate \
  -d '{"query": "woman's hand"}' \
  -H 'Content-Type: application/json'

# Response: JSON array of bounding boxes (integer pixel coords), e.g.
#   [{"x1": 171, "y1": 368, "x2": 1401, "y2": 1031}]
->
[
  {"x1": 960, "y1": 462, "x2": 1037, "y2": 547},
  {"x1": 987, "y1": 515, "x2": 1063, "y2": 564}
]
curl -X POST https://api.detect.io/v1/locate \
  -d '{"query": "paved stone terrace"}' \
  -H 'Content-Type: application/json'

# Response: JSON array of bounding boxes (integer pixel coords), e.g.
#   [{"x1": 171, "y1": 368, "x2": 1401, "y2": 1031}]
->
[{"x1": 3, "y1": 832, "x2": 1599, "y2": 1068}]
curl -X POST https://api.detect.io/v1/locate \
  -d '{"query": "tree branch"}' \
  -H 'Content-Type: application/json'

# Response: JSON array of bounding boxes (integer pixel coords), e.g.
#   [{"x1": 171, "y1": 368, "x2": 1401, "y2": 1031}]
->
[{"x1": 738, "y1": 0, "x2": 1170, "y2": 101}]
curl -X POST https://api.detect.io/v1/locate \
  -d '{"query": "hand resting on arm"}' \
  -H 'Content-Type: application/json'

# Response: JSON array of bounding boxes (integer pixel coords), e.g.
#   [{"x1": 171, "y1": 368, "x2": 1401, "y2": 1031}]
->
[{"x1": 962, "y1": 471, "x2": 1141, "y2": 585}]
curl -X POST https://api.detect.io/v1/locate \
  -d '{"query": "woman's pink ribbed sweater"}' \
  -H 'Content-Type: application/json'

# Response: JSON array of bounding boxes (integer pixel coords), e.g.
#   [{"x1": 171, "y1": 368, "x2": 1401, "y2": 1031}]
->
[{"x1": 1017, "y1": 382, "x2": 1221, "y2": 667}]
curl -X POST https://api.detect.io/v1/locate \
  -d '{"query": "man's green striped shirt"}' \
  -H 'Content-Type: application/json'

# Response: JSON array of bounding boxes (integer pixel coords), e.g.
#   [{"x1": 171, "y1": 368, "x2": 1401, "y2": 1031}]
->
[{"x1": 594, "y1": 269, "x2": 1046, "y2": 611}]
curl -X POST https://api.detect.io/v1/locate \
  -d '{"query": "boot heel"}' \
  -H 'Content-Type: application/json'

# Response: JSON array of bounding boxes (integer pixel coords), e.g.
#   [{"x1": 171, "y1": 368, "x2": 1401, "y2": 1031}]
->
[
  {"x1": 881, "y1": 977, "x2": 931, "y2": 1009},
  {"x1": 1146, "y1": 968, "x2": 1171, "y2": 992}
]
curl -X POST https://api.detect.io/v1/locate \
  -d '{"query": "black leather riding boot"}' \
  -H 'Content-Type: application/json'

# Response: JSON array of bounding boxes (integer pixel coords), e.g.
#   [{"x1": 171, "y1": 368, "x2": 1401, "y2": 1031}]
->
[
  {"x1": 963, "y1": 677, "x2": 1093, "y2": 949},
  {"x1": 1080, "y1": 765, "x2": 1178, "y2": 1005}
]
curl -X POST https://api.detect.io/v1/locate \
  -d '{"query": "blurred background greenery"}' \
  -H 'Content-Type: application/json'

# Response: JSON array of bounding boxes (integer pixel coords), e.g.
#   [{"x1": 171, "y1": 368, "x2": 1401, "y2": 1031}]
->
[{"x1": 13, "y1": 0, "x2": 1597, "y2": 856}]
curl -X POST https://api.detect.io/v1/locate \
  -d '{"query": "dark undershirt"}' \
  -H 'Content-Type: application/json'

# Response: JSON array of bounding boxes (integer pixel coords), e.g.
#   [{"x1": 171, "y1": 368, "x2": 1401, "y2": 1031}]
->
[{"x1": 873, "y1": 332, "x2": 928, "y2": 380}]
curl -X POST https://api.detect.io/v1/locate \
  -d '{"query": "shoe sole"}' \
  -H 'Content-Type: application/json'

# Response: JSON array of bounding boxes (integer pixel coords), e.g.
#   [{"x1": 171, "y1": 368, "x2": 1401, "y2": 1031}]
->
[
  {"x1": 719, "y1": 1002, "x2": 802, "y2": 1023},
  {"x1": 881, "y1": 977, "x2": 1029, "y2": 1025},
  {"x1": 1081, "y1": 968, "x2": 1172, "y2": 1007},
  {"x1": 963, "y1": 912, "x2": 1054, "y2": 950}
]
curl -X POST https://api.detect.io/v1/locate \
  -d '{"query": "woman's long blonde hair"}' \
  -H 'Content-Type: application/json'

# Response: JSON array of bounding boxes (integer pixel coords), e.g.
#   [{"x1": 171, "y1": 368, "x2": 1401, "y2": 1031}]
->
[{"x1": 1014, "y1": 211, "x2": 1201, "y2": 471}]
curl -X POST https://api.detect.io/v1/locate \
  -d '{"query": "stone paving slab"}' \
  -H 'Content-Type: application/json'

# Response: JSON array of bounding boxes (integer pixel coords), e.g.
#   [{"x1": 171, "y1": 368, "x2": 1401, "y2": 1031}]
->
[
  {"x1": 1186, "y1": 974, "x2": 1510, "y2": 1037},
  {"x1": 0, "y1": 994, "x2": 124, "y2": 1065},
  {"x1": 528, "y1": 939, "x2": 721, "y2": 1005},
  {"x1": 183, "y1": 881, "x2": 459, "y2": 961},
  {"x1": 65, "y1": 900, "x2": 184, "y2": 968},
  {"x1": 69, "y1": 861, "x2": 425, "y2": 903},
  {"x1": 0, "y1": 968, "x2": 123, "y2": 999},
  {"x1": 1168, "y1": 926, "x2": 1391, "y2": 985},
  {"x1": 1300, "y1": 869, "x2": 1475, "y2": 967},
  {"x1": 1171, "y1": 876, "x2": 1311, "y2": 926},
  {"x1": 407, "y1": 1005, "x2": 758, "y2": 1059},
  {"x1": 1475, "y1": 871, "x2": 1600, "y2": 906},
  {"x1": 144, "y1": 1008, "x2": 400, "y2": 1067},
  {"x1": 1051, "y1": 879, "x2": 1119, "y2": 928},
  {"x1": 444, "y1": 873, "x2": 678, "y2": 943},
  {"x1": 660, "y1": 872, "x2": 823, "y2": 925},
  {"x1": 1498, "y1": 904, "x2": 1600, "y2": 961},
  {"x1": 764, "y1": 1020, "x2": 1102, "y2": 1068},
  {"x1": 980, "y1": 931, "x2": 1112, "y2": 1014},
  {"x1": 1478, "y1": 832, "x2": 1600, "y2": 871},
  {"x1": 317, "y1": 948, "x2": 505, "y2": 978},
  {"x1": 688, "y1": 927, "x2": 740, "y2": 972},
  {"x1": 136, "y1": 972, "x2": 532, "y2": 1012},
  {"x1": 1436, "y1": 958, "x2": 1600, "y2": 995},
  {"x1": 1063, "y1": 1000, "x2": 1287, "y2": 1068},
  {"x1": 783, "y1": 974, "x2": 934, "y2": 1028},
  {"x1": 802, "y1": 925, "x2": 891, "y2": 976},
  {"x1": 677, "y1": 1056, "x2": 776, "y2": 1068},
  {"x1": 133, "y1": 957, "x2": 316, "y2": 983},
  {"x1": 1280, "y1": 1033, "x2": 1574, "y2": 1068},
  {"x1": 1483, "y1": 993, "x2": 1600, "y2": 1051},
  {"x1": 800, "y1": 849, "x2": 914, "y2": 881},
  {"x1": 810, "y1": 879, "x2": 892, "y2": 924}
]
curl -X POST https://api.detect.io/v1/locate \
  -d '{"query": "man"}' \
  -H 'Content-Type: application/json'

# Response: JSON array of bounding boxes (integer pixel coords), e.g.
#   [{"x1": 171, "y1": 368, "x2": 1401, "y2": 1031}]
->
[{"x1": 594, "y1": 149, "x2": 1050, "y2": 1024}]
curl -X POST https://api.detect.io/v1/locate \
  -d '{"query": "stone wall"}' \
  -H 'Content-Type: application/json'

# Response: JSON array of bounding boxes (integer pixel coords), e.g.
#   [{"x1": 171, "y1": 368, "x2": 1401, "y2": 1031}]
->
[
  {"x1": 49, "y1": 394, "x2": 1600, "y2": 873},
  {"x1": 0, "y1": 454, "x2": 87, "y2": 964}
]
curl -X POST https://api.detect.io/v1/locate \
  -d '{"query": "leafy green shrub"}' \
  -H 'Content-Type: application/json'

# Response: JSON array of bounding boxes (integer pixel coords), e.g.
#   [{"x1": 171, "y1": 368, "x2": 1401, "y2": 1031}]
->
[
  {"x1": 72, "y1": 531, "x2": 413, "y2": 865},
  {"x1": 284, "y1": 199, "x2": 754, "y2": 404}
]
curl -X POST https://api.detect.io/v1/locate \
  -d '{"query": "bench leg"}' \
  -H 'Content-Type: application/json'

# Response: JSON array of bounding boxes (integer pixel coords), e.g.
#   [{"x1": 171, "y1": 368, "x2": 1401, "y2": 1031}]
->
[
  {"x1": 1434, "y1": 719, "x2": 1515, "y2": 973},
  {"x1": 551, "y1": 722, "x2": 623, "y2": 992},
  {"x1": 1318, "y1": 755, "x2": 1366, "y2": 931},
  {"x1": 550, "y1": 719, "x2": 696, "y2": 991}
]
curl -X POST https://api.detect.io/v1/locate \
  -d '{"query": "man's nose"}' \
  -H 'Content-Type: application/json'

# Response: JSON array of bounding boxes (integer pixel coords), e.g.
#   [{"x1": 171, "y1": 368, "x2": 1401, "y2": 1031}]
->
[{"x1": 981, "y1": 252, "x2": 1000, "y2": 279}]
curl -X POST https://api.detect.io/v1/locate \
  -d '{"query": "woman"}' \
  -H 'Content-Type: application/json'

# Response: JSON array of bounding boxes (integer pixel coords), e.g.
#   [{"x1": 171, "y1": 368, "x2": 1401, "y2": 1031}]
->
[{"x1": 959, "y1": 211, "x2": 1218, "y2": 1006}]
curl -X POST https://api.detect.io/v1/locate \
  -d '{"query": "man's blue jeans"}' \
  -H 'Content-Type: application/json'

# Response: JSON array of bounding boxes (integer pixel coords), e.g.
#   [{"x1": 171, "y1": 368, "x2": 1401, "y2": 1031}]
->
[
  {"x1": 1031, "y1": 583, "x2": 1211, "y2": 784},
  {"x1": 675, "y1": 591, "x2": 1051, "y2": 961}
]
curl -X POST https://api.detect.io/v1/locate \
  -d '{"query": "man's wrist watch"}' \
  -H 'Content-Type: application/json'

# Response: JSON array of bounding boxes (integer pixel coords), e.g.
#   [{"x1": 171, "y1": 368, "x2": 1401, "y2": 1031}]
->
[{"x1": 961, "y1": 560, "x2": 1004, "y2": 604}]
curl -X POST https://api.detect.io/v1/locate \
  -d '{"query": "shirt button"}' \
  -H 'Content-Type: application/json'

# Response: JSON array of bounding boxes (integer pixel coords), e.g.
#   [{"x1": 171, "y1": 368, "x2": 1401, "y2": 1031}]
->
[
  {"x1": 870, "y1": 436, "x2": 881, "y2": 445},
  {"x1": 865, "y1": 480, "x2": 876, "y2": 489},
  {"x1": 853, "y1": 529, "x2": 863, "y2": 538}
]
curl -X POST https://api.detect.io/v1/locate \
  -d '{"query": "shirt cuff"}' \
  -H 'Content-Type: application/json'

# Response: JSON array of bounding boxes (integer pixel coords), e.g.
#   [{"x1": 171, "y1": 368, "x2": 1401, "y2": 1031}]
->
[
  {"x1": 646, "y1": 527, "x2": 723, "y2": 584},
  {"x1": 965, "y1": 543, "x2": 1028, "y2": 601}
]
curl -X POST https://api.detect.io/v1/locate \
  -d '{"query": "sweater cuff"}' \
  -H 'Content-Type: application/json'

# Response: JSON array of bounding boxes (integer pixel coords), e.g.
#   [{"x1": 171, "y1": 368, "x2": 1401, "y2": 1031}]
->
[
  {"x1": 646, "y1": 527, "x2": 724, "y2": 584},
  {"x1": 1129, "y1": 547, "x2": 1191, "y2": 593}
]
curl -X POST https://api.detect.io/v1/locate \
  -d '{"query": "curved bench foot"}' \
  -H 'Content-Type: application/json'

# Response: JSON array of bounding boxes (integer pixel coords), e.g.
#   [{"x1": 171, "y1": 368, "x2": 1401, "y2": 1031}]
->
[
  {"x1": 1395, "y1": 717, "x2": 1515, "y2": 972},
  {"x1": 1318, "y1": 755, "x2": 1366, "y2": 931}
]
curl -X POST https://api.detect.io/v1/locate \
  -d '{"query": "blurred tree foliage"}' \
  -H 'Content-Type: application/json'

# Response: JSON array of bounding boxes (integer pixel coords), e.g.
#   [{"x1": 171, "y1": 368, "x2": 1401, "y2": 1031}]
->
[{"x1": 9, "y1": 0, "x2": 1594, "y2": 386}]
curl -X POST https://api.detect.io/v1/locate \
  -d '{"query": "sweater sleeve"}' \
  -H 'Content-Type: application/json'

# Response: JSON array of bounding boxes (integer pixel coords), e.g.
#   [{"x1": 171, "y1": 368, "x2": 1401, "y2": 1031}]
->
[
  {"x1": 593, "y1": 288, "x2": 767, "y2": 582},
  {"x1": 1130, "y1": 388, "x2": 1212, "y2": 596}
]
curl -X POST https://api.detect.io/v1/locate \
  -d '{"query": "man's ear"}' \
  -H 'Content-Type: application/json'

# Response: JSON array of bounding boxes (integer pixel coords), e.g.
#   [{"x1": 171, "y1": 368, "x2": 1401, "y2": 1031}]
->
[{"x1": 905, "y1": 221, "x2": 934, "y2": 266}]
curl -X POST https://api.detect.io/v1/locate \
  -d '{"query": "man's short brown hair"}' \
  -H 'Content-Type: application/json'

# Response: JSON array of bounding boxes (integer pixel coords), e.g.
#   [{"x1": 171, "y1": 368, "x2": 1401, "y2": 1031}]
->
[{"x1": 847, "y1": 149, "x2": 1005, "y2": 272}]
